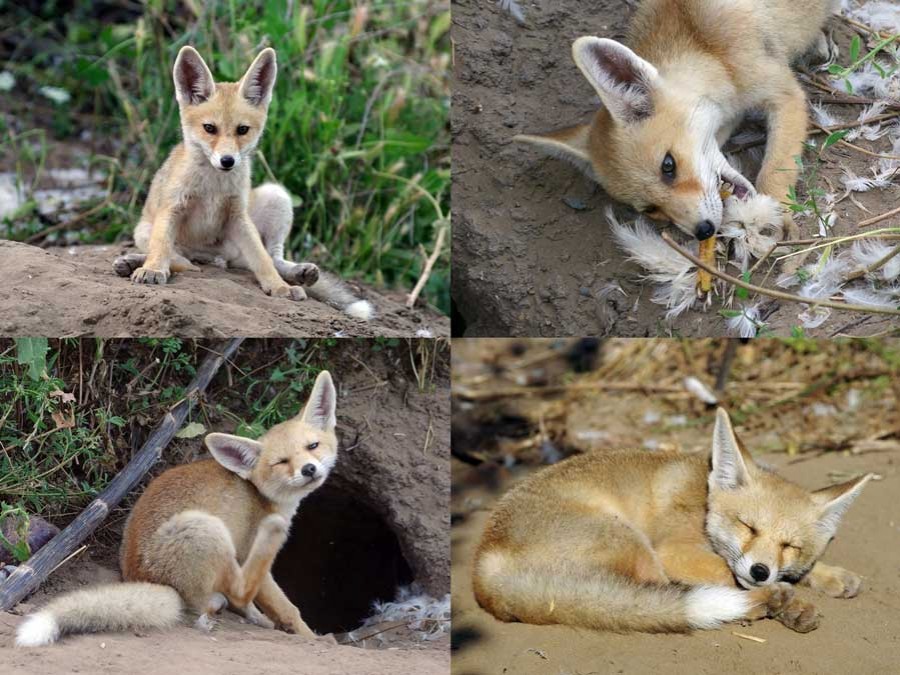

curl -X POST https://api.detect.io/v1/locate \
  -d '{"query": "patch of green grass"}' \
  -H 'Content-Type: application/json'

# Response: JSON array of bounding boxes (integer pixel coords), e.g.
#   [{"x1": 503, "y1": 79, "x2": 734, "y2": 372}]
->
[{"x1": 1, "y1": 1, "x2": 451, "y2": 313}]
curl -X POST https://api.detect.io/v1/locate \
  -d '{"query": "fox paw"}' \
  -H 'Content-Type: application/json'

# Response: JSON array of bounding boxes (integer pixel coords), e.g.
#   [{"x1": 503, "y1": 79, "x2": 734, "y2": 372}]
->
[
  {"x1": 778, "y1": 597, "x2": 821, "y2": 633},
  {"x1": 815, "y1": 567, "x2": 861, "y2": 599},
  {"x1": 288, "y1": 262, "x2": 319, "y2": 287},
  {"x1": 762, "y1": 582, "x2": 796, "y2": 618},
  {"x1": 263, "y1": 282, "x2": 307, "y2": 301},
  {"x1": 131, "y1": 266, "x2": 170, "y2": 285},
  {"x1": 243, "y1": 603, "x2": 275, "y2": 629},
  {"x1": 195, "y1": 613, "x2": 218, "y2": 632}
]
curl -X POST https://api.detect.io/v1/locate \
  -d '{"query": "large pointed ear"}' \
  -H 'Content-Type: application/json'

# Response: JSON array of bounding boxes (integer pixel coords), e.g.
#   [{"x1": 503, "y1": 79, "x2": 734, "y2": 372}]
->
[
  {"x1": 709, "y1": 408, "x2": 753, "y2": 490},
  {"x1": 514, "y1": 125, "x2": 595, "y2": 179},
  {"x1": 173, "y1": 46, "x2": 215, "y2": 105},
  {"x1": 301, "y1": 371, "x2": 337, "y2": 431},
  {"x1": 205, "y1": 433, "x2": 263, "y2": 479},
  {"x1": 813, "y1": 473, "x2": 872, "y2": 536},
  {"x1": 239, "y1": 48, "x2": 277, "y2": 107},
  {"x1": 572, "y1": 37, "x2": 658, "y2": 124}
]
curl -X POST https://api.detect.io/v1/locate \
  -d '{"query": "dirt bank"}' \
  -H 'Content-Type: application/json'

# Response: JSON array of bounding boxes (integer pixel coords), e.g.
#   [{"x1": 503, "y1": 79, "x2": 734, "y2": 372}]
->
[
  {"x1": 0, "y1": 241, "x2": 448, "y2": 337},
  {"x1": 451, "y1": 0, "x2": 900, "y2": 337}
]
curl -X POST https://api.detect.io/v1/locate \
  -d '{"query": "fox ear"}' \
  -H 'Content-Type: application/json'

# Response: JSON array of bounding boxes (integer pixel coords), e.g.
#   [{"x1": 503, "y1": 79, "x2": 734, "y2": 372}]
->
[
  {"x1": 301, "y1": 371, "x2": 337, "y2": 431},
  {"x1": 514, "y1": 125, "x2": 595, "y2": 179},
  {"x1": 205, "y1": 433, "x2": 263, "y2": 479},
  {"x1": 813, "y1": 474, "x2": 872, "y2": 536},
  {"x1": 240, "y1": 48, "x2": 277, "y2": 107},
  {"x1": 709, "y1": 408, "x2": 753, "y2": 490},
  {"x1": 571, "y1": 37, "x2": 658, "y2": 124},
  {"x1": 173, "y1": 46, "x2": 215, "y2": 105}
]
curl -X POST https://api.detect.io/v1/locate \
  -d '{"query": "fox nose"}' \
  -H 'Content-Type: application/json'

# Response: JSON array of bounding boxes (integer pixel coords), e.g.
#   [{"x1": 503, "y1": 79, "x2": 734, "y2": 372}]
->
[
  {"x1": 220, "y1": 155, "x2": 235, "y2": 169},
  {"x1": 750, "y1": 563, "x2": 770, "y2": 582},
  {"x1": 301, "y1": 463, "x2": 317, "y2": 478},
  {"x1": 695, "y1": 220, "x2": 716, "y2": 241}
]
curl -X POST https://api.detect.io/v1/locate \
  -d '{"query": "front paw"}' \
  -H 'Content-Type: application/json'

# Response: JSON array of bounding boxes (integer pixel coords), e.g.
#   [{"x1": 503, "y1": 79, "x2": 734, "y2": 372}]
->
[
  {"x1": 778, "y1": 597, "x2": 821, "y2": 633},
  {"x1": 265, "y1": 282, "x2": 308, "y2": 301},
  {"x1": 762, "y1": 581, "x2": 796, "y2": 619},
  {"x1": 814, "y1": 567, "x2": 861, "y2": 599},
  {"x1": 131, "y1": 266, "x2": 170, "y2": 285}
]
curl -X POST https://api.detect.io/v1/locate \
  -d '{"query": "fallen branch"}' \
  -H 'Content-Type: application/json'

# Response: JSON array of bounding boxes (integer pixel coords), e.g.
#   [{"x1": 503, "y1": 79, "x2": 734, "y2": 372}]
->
[
  {"x1": 843, "y1": 245, "x2": 900, "y2": 282},
  {"x1": 858, "y1": 205, "x2": 900, "y2": 228},
  {"x1": 406, "y1": 222, "x2": 447, "y2": 308},
  {"x1": 0, "y1": 338, "x2": 243, "y2": 612},
  {"x1": 811, "y1": 121, "x2": 900, "y2": 161},
  {"x1": 660, "y1": 232, "x2": 900, "y2": 317}
]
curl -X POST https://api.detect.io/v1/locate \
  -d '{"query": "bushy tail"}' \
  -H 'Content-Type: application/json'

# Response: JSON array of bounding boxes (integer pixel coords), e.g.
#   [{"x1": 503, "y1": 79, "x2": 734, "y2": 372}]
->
[
  {"x1": 307, "y1": 273, "x2": 373, "y2": 321},
  {"x1": 15, "y1": 583, "x2": 182, "y2": 647},
  {"x1": 473, "y1": 549, "x2": 755, "y2": 632}
]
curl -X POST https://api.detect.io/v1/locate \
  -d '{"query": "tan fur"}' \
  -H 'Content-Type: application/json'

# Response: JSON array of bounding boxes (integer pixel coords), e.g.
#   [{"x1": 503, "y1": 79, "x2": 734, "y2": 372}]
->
[
  {"x1": 113, "y1": 47, "x2": 373, "y2": 320},
  {"x1": 517, "y1": 0, "x2": 837, "y2": 238},
  {"x1": 473, "y1": 408, "x2": 871, "y2": 634},
  {"x1": 17, "y1": 371, "x2": 339, "y2": 646}
]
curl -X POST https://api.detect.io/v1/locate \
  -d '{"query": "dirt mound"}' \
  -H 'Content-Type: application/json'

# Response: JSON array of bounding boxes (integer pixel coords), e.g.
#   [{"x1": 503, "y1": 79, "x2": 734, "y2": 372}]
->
[
  {"x1": 0, "y1": 241, "x2": 448, "y2": 337},
  {"x1": 451, "y1": 0, "x2": 899, "y2": 337}
]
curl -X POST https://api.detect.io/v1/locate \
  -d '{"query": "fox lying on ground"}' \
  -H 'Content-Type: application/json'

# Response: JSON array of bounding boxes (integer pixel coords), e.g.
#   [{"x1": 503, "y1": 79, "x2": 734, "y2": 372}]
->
[
  {"x1": 516, "y1": 0, "x2": 837, "y2": 241},
  {"x1": 473, "y1": 408, "x2": 872, "y2": 633},
  {"x1": 113, "y1": 46, "x2": 372, "y2": 321},
  {"x1": 16, "y1": 371, "x2": 338, "y2": 647}
]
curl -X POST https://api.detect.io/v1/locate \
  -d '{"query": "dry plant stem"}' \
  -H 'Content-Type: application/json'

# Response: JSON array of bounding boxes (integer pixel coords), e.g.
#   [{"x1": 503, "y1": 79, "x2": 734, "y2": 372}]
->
[
  {"x1": 809, "y1": 111, "x2": 900, "y2": 134},
  {"x1": 406, "y1": 224, "x2": 447, "y2": 308},
  {"x1": 660, "y1": 232, "x2": 900, "y2": 316},
  {"x1": 778, "y1": 228, "x2": 900, "y2": 259},
  {"x1": 0, "y1": 338, "x2": 244, "y2": 612},
  {"x1": 843, "y1": 245, "x2": 900, "y2": 282},
  {"x1": 778, "y1": 234, "x2": 900, "y2": 246},
  {"x1": 858, "y1": 205, "x2": 900, "y2": 228},
  {"x1": 25, "y1": 199, "x2": 111, "y2": 244},
  {"x1": 810, "y1": 121, "x2": 900, "y2": 160},
  {"x1": 454, "y1": 382, "x2": 684, "y2": 402},
  {"x1": 838, "y1": 14, "x2": 894, "y2": 40}
]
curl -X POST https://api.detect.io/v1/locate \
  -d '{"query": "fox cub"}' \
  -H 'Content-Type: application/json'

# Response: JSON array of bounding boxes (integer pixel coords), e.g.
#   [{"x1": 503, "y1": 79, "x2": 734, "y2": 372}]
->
[
  {"x1": 113, "y1": 46, "x2": 372, "y2": 321},
  {"x1": 16, "y1": 371, "x2": 339, "y2": 647},
  {"x1": 474, "y1": 408, "x2": 872, "y2": 633},
  {"x1": 517, "y1": 0, "x2": 836, "y2": 241}
]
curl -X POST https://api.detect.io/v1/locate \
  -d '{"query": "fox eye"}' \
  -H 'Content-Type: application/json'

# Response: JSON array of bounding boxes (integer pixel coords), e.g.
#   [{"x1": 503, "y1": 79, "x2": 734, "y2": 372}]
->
[
  {"x1": 307, "y1": 442, "x2": 319, "y2": 451},
  {"x1": 782, "y1": 543, "x2": 801, "y2": 552},
  {"x1": 236, "y1": 125, "x2": 250, "y2": 135},
  {"x1": 737, "y1": 519, "x2": 756, "y2": 536},
  {"x1": 203, "y1": 123, "x2": 217, "y2": 134},
  {"x1": 660, "y1": 152, "x2": 676, "y2": 182},
  {"x1": 276, "y1": 458, "x2": 289, "y2": 465}
]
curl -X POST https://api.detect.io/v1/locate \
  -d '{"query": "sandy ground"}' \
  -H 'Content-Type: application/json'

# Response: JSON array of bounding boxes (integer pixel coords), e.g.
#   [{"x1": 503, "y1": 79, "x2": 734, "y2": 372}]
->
[
  {"x1": 0, "y1": 241, "x2": 448, "y2": 337},
  {"x1": 451, "y1": 0, "x2": 900, "y2": 337},
  {"x1": 0, "y1": 559, "x2": 449, "y2": 675},
  {"x1": 451, "y1": 441, "x2": 900, "y2": 675}
]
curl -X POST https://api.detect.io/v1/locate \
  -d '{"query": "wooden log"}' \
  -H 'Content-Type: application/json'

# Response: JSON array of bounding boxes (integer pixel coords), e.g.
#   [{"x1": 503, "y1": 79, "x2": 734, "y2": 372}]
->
[{"x1": 0, "y1": 338, "x2": 243, "y2": 612}]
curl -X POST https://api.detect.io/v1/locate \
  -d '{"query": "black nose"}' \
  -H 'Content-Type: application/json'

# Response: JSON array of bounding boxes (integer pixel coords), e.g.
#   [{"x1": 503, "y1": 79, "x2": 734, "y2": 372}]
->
[
  {"x1": 301, "y1": 463, "x2": 317, "y2": 478},
  {"x1": 220, "y1": 155, "x2": 235, "y2": 168},
  {"x1": 695, "y1": 220, "x2": 716, "y2": 240},
  {"x1": 750, "y1": 563, "x2": 770, "y2": 582}
]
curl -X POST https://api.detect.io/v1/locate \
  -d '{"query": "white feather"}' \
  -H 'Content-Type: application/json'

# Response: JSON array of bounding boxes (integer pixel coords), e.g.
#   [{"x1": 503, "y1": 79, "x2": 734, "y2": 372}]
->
[
  {"x1": 850, "y1": 240, "x2": 900, "y2": 280},
  {"x1": 727, "y1": 304, "x2": 763, "y2": 338}
]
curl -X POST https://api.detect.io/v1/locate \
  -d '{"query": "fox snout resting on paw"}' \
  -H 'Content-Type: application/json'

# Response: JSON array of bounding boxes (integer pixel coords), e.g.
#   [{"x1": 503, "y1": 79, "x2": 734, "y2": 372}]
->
[
  {"x1": 113, "y1": 46, "x2": 373, "y2": 321},
  {"x1": 473, "y1": 408, "x2": 872, "y2": 634},
  {"x1": 516, "y1": 0, "x2": 837, "y2": 242},
  {"x1": 16, "y1": 371, "x2": 339, "y2": 647}
]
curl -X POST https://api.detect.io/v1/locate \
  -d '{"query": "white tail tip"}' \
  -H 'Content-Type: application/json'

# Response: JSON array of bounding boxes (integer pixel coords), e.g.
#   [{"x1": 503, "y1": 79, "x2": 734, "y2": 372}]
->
[
  {"x1": 16, "y1": 612, "x2": 60, "y2": 647},
  {"x1": 346, "y1": 300, "x2": 373, "y2": 321},
  {"x1": 685, "y1": 586, "x2": 751, "y2": 630}
]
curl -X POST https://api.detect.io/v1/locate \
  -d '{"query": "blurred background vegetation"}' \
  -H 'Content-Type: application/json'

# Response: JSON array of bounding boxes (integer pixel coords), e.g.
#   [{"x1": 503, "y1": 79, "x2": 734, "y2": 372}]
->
[{"x1": 0, "y1": 0, "x2": 450, "y2": 313}]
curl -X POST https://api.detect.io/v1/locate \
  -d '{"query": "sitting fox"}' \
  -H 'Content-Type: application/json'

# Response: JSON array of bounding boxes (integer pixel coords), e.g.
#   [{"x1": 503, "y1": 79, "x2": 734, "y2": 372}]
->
[
  {"x1": 16, "y1": 371, "x2": 338, "y2": 647},
  {"x1": 113, "y1": 46, "x2": 372, "y2": 321},
  {"x1": 473, "y1": 408, "x2": 871, "y2": 633}
]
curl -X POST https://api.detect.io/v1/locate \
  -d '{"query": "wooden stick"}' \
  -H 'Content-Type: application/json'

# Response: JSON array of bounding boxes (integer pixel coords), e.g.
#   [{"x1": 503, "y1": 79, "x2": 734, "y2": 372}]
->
[
  {"x1": 858, "y1": 204, "x2": 900, "y2": 228},
  {"x1": 660, "y1": 233, "x2": 900, "y2": 316},
  {"x1": 0, "y1": 338, "x2": 243, "y2": 612},
  {"x1": 810, "y1": 121, "x2": 900, "y2": 160},
  {"x1": 406, "y1": 222, "x2": 447, "y2": 308},
  {"x1": 843, "y1": 245, "x2": 900, "y2": 282}
]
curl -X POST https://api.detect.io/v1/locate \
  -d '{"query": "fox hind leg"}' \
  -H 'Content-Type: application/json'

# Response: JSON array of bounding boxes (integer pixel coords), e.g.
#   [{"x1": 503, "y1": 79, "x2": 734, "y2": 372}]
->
[{"x1": 248, "y1": 183, "x2": 320, "y2": 287}]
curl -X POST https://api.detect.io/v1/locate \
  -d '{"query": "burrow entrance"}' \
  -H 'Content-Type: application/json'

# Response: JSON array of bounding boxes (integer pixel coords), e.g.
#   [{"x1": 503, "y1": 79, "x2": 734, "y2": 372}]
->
[{"x1": 271, "y1": 482, "x2": 414, "y2": 635}]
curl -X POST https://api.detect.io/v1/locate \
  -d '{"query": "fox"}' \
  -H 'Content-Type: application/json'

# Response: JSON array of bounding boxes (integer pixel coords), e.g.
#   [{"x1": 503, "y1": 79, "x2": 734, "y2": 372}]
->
[
  {"x1": 112, "y1": 46, "x2": 373, "y2": 321},
  {"x1": 515, "y1": 0, "x2": 838, "y2": 242},
  {"x1": 15, "y1": 370, "x2": 339, "y2": 647},
  {"x1": 473, "y1": 407, "x2": 873, "y2": 634}
]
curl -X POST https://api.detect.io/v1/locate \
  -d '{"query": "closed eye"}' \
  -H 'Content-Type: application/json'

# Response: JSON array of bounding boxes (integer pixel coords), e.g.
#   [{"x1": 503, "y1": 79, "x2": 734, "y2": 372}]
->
[
  {"x1": 272, "y1": 458, "x2": 289, "y2": 466},
  {"x1": 737, "y1": 519, "x2": 757, "y2": 536},
  {"x1": 782, "y1": 543, "x2": 802, "y2": 552}
]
